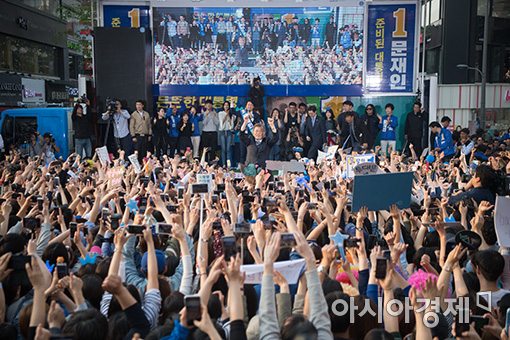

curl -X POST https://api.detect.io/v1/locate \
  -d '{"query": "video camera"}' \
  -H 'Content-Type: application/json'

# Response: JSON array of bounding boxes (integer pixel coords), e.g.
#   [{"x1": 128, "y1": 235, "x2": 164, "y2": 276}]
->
[
  {"x1": 77, "y1": 94, "x2": 88, "y2": 104},
  {"x1": 105, "y1": 97, "x2": 116, "y2": 113},
  {"x1": 43, "y1": 132, "x2": 56, "y2": 144}
]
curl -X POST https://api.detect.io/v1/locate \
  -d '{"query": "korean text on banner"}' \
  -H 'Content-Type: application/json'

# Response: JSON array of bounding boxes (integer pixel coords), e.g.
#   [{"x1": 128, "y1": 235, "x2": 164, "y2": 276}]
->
[
  {"x1": 365, "y1": 3, "x2": 417, "y2": 93},
  {"x1": 346, "y1": 154, "x2": 376, "y2": 178},
  {"x1": 95, "y1": 146, "x2": 110, "y2": 166},
  {"x1": 128, "y1": 154, "x2": 142, "y2": 174}
]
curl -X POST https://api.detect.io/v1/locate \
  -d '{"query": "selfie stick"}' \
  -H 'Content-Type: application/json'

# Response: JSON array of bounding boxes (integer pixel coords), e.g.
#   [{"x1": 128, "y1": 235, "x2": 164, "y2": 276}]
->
[
  {"x1": 199, "y1": 193, "x2": 204, "y2": 228},
  {"x1": 241, "y1": 237, "x2": 244, "y2": 264}
]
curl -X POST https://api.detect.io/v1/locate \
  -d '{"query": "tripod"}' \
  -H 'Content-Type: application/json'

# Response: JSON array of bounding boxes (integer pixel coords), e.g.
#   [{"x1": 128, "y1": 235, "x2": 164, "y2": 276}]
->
[
  {"x1": 103, "y1": 111, "x2": 113, "y2": 147},
  {"x1": 103, "y1": 111, "x2": 120, "y2": 153}
]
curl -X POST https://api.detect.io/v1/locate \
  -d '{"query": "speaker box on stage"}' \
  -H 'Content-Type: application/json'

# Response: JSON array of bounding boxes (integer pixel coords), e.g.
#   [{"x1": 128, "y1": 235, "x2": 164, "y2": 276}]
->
[{"x1": 94, "y1": 27, "x2": 153, "y2": 113}]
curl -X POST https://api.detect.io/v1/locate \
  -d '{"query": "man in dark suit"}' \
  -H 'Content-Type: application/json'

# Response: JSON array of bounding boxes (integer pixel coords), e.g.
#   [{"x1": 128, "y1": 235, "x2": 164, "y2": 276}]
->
[
  {"x1": 240, "y1": 116, "x2": 279, "y2": 168},
  {"x1": 304, "y1": 105, "x2": 326, "y2": 160},
  {"x1": 340, "y1": 111, "x2": 368, "y2": 152},
  {"x1": 337, "y1": 100, "x2": 356, "y2": 143},
  {"x1": 404, "y1": 101, "x2": 427, "y2": 156}
]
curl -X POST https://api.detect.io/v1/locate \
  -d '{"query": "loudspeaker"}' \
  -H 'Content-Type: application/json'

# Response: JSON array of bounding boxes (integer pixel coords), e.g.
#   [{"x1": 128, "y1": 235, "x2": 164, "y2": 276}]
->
[
  {"x1": 441, "y1": 0, "x2": 477, "y2": 84},
  {"x1": 94, "y1": 27, "x2": 152, "y2": 113}
]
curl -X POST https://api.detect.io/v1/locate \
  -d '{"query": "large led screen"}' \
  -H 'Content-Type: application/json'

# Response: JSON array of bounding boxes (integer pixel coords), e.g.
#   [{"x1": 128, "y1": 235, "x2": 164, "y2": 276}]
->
[{"x1": 153, "y1": 7, "x2": 364, "y2": 95}]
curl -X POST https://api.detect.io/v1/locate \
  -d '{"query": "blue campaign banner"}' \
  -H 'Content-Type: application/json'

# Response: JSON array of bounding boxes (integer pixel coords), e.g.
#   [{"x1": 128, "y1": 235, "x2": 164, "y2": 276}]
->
[
  {"x1": 154, "y1": 84, "x2": 363, "y2": 97},
  {"x1": 365, "y1": 3, "x2": 416, "y2": 93},
  {"x1": 103, "y1": 5, "x2": 150, "y2": 28}
]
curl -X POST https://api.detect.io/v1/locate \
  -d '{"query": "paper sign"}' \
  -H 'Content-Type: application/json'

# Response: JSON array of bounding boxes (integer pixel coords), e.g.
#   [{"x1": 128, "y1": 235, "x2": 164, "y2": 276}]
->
[
  {"x1": 317, "y1": 145, "x2": 340, "y2": 163},
  {"x1": 495, "y1": 196, "x2": 510, "y2": 247},
  {"x1": 316, "y1": 151, "x2": 328, "y2": 164},
  {"x1": 128, "y1": 154, "x2": 142, "y2": 174},
  {"x1": 197, "y1": 174, "x2": 212, "y2": 185},
  {"x1": 266, "y1": 160, "x2": 305, "y2": 173},
  {"x1": 67, "y1": 170, "x2": 78, "y2": 179},
  {"x1": 96, "y1": 146, "x2": 110, "y2": 166},
  {"x1": 240, "y1": 259, "x2": 306, "y2": 285},
  {"x1": 107, "y1": 167, "x2": 124, "y2": 188},
  {"x1": 352, "y1": 172, "x2": 414, "y2": 212},
  {"x1": 196, "y1": 173, "x2": 213, "y2": 192},
  {"x1": 328, "y1": 145, "x2": 339, "y2": 155},
  {"x1": 345, "y1": 154, "x2": 375, "y2": 178},
  {"x1": 353, "y1": 162, "x2": 383, "y2": 176}
]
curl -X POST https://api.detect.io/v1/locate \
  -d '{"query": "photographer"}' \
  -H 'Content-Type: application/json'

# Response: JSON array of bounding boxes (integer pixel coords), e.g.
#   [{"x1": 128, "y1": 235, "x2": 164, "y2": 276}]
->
[
  {"x1": 71, "y1": 103, "x2": 94, "y2": 158},
  {"x1": 248, "y1": 76, "x2": 264, "y2": 118},
  {"x1": 448, "y1": 164, "x2": 497, "y2": 205},
  {"x1": 285, "y1": 121, "x2": 304, "y2": 160},
  {"x1": 22, "y1": 132, "x2": 43, "y2": 158},
  {"x1": 102, "y1": 99, "x2": 133, "y2": 155},
  {"x1": 41, "y1": 132, "x2": 60, "y2": 165}
]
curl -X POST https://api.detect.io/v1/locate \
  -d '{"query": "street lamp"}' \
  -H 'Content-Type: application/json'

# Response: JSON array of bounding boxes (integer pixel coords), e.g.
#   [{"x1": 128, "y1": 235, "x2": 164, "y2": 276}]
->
[
  {"x1": 456, "y1": 63, "x2": 486, "y2": 129},
  {"x1": 456, "y1": 64, "x2": 483, "y2": 78}
]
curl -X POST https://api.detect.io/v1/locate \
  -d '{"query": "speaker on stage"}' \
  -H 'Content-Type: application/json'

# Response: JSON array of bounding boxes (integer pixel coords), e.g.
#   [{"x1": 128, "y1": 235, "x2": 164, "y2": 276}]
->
[{"x1": 94, "y1": 27, "x2": 153, "y2": 113}]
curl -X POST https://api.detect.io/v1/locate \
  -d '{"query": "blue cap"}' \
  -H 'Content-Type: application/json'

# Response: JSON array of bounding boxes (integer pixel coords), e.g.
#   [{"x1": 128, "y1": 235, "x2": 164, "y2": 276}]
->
[
  {"x1": 345, "y1": 223, "x2": 357, "y2": 237},
  {"x1": 141, "y1": 249, "x2": 166, "y2": 275},
  {"x1": 426, "y1": 154, "x2": 435, "y2": 163}
]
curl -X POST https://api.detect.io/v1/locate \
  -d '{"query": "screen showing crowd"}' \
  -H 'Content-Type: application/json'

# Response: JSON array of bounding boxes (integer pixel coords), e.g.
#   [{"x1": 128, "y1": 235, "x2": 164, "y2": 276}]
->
[{"x1": 153, "y1": 7, "x2": 364, "y2": 86}]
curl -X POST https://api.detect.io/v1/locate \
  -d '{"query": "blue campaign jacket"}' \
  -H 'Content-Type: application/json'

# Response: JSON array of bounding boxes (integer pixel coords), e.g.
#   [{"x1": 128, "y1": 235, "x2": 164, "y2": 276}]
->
[
  {"x1": 378, "y1": 115, "x2": 398, "y2": 141},
  {"x1": 166, "y1": 113, "x2": 181, "y2": 138},
  {"x1": 434, "y1": 127, "x2": 456, "y2": 156},
  {"x1": 189, "y1": 113, "x2": 203, "y2": 136}
]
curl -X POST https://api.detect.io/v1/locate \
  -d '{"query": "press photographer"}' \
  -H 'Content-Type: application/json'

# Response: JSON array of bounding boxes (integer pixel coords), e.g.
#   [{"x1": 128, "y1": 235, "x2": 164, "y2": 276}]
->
[{"x1": 102, "y1": 99, "x2": 133, "y2": 155}]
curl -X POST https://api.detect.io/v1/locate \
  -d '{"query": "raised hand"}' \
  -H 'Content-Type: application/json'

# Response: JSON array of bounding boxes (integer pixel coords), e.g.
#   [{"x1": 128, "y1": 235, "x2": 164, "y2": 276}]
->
[
  {"x1": 0, "y1": 252, "x2": 12, "y2": 281},
  {"x1": 224, "y1": 253, "x2": 243, "y2": 285},
  {"x1": 389, "y1": 204, "x2": 400, "y2": 219},
  {"x1": 26, "y1": 256, "x2": 51, "y2": 292},
  {"x1": 273, "y1": 271, "x2": 289, "y2": 293},
  {"x1": 478, "y1": 201, "x2": 494, "y2": 215},
  {"x1": 263, "y1": 232, "x2": 281, "y2": 266}
]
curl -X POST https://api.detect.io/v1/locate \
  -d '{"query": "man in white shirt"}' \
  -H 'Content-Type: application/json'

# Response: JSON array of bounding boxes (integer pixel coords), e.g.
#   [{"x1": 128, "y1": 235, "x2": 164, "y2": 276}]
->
[
  {"x1": 459, "y1": 128, "x2": 475, "y2": 156},
  {"x1": 102, "y1": 100, "x2": 133, "y2": 155}
]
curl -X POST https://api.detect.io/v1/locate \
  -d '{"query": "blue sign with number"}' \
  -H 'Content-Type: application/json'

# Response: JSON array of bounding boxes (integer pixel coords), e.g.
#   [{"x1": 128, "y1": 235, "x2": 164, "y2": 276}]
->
[
  {"x1": 103, "y1": 5, "x2": 150, "y2": 28},
  {"x1": 365, "y1": 3, "x2": 417, "y2": 93}
]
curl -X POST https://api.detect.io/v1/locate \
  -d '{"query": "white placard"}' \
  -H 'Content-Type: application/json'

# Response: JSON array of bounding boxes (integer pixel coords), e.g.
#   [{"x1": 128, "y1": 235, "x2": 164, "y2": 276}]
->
[
  {"x1": 95, "y1": 146, "x2": 110, "y2": 166},
  {"x1": 353, "y1": 162, "x2": 383, "y2": 176},
  {"x1": 197, "y1": 174, "x2": 212, "y2": 185},
  {"x1": 240, "y1": 259, "x2": 306, "y2": 285},
  {"x1": 345, "y1": 154, "x2": 375, "y2": 178},
  {"x1": 266, "y1": 160, "x2": 305, "y2": 173},
  {"x1": 495, "y1": 196, "x2": 510, "y2": 248},
  {"x1": 316, "y1": 145, "x2": 339, "y2": 164},
  {"x1": 128, "y1": 154, "x2": 142, "y2": 174}
]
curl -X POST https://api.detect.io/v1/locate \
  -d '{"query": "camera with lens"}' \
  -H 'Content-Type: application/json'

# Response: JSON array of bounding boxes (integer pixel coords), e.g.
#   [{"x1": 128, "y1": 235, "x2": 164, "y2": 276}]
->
[
  {"x1": 106, "y1": 97, "x2": 116, "y2": 113},
  {"x1": 77, "y1": 94, "x2": 87, "y2": 104},
  {"x1": 43, "y1": 133, "x2": 55, "y2": 144}
]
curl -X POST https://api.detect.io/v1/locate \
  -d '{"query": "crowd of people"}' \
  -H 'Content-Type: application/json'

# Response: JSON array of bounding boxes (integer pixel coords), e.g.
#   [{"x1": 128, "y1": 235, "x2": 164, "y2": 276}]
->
[
  {"x1": 75, "y1": 97, "x2": 507, "y2": 176},
  {"x1": 154, "y1": 12, "x2": 363, "y2": 85},
  {"x1": 1, "y1": 90, "x2": 510, "y2": 340}
]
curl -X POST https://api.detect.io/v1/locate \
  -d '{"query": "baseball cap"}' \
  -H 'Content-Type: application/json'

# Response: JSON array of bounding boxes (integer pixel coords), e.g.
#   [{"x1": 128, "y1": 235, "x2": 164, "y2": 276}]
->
[{"x1": 141, "y1": 249, "x2": 166, "y2": 275}]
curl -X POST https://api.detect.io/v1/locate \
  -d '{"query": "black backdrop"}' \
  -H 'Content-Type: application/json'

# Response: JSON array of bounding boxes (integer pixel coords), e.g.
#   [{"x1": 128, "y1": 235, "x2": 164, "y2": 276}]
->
[{"x1": 94, "y1": 27, "x2": 153, "y2": 149}]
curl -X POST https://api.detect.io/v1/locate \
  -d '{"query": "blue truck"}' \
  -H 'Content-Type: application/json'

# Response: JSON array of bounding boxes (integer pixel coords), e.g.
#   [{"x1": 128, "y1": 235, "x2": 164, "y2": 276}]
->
[{"x1": 0, "y1": 107, "x2": 74, "y2": 158}]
